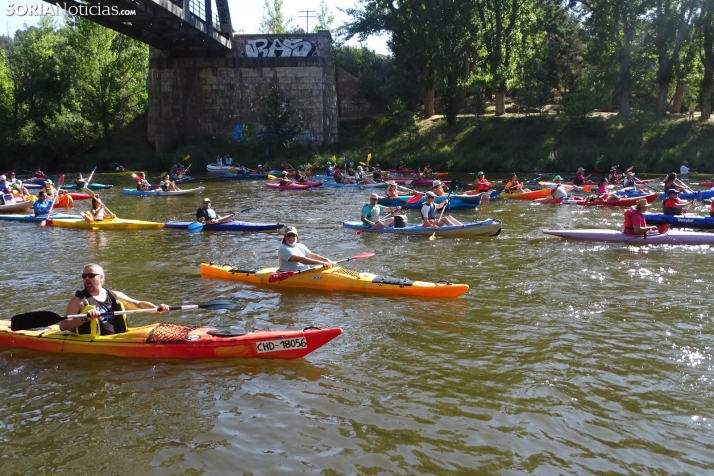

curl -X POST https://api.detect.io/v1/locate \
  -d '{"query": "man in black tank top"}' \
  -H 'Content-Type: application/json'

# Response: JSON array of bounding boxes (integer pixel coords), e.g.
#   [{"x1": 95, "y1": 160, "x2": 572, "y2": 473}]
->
[{"x1": 60, "y1": 264, "x2": 170, "y2": 335}]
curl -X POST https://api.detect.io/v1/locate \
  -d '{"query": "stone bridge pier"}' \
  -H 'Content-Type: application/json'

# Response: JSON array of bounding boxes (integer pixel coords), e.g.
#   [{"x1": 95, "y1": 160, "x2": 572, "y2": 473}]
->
[{"x1": 147, "y1": 31, "x2": 338, "y2": 153}]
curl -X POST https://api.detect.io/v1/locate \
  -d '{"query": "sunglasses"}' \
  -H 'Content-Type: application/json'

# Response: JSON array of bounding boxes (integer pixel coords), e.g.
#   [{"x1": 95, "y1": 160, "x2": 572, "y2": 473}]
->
[
  {"x1": 286, "y1": 234, "x2": 297, "y2": 238},
  {"x1": 81, "y1": 273, "x2": 100, "y2": 279}
]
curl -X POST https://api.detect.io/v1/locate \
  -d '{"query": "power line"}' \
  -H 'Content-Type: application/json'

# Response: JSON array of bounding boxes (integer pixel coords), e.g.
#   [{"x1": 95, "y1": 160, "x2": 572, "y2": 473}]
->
[{"x1": 298, "y1": 10, "x2": 316, "y2": 33}]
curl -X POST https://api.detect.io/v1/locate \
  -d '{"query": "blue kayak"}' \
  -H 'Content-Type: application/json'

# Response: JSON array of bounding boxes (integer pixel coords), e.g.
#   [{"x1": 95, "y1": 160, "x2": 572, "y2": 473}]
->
[
  {"x1": 219, "y1": 173, "x2": 268, "y2": 180},
  {"x1": 170, "y1": 174, "x2": 191, "y2": 181},
  {"x1": 0, "y1": 213, "x2": 83, "y2": 222},
  {"x1": 163, "y1": 221, "x2": 284, "y2": 232},
  {"x1": 616, "y1": 189, "x2": 714, "y2": 200},
  {"x1": 343, "y1": 219, "x2": 502, "y2": 237},
  {"x1": 60, "y1": 183, "x2": 113, "y2": 190},
  {"x1": 122, "y1": 187, "x2": 205, "y2": 196},
  {"x1": 642, "y1": 213, "x2": 714, "y2": 229},
  {"x1": 378, "y1": 193, "x2": 483, "y2": 209}
]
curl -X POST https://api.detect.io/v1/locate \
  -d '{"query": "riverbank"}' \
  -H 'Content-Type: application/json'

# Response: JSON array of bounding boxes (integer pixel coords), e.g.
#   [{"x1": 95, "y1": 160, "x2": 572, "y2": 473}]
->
[{"x1": 9, "y1": 112, "x2": 714, "y2": 175}]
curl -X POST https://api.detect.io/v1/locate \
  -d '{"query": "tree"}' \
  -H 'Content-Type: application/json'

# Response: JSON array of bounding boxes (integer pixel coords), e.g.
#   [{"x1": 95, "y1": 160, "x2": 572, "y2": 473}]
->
[
  {"x1": 66, "y1": 18, "x2": 148, "y2": 141},
  {"x1": 261, "y1": 83, "x2": 301, "y2": 155},
  {"x1": 647, "y1": 0, "x2": 696, "y2": 115},
  {"x1": 472, "y1": 0, "x2": 544, "y2": 115},
  {"x1": 700, "y1": 0, "x2": 714, "y2": 120},
  {"x1": 259, "y1": 0, "x2": 295, "y2": 34},
  {"x1": 314, "y1": 0, "x2": 336, "y2": 32}
]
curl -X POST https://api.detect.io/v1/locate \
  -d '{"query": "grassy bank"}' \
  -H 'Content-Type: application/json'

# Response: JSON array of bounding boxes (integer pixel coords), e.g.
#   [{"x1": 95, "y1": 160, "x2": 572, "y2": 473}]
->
[{"x1": 24, "y1": 112, "x2": 714, "y2": 175}]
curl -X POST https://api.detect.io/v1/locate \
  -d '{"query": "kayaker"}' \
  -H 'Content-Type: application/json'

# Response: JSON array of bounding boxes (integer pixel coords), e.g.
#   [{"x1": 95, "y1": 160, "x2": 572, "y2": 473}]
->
[
  {"x1": 279, "y1": 171, "x2": 294, "y2": 186},
  {"x1": 397, "y1": 160, "x2": 407, "y2": 170},
  {"x1": 662, "y1": 172, "x2": 688, "y2": 194},
  {"x1": 355, "y1": 166, "x2": 376, "y2": 184},
  {"x1": 75, "y1": 173, "x2": 86, "y2": 187},
  {"x1": 680, "y1": 161, "x2": 691, "y2": 175},
  {"x1": 33, "y1": 191, "x2": 53, "y2": 215},
  {"x1": 43, "y1": 179, "x2": 56, "y2": 198},
  {"x1": 160, "y1": 173, "x2": 180, "y2": 191},
  {"x1": 596, "y1": 178, "x2": 620, "y2": 201},
  {"x1": 278, "y1": 226, "x2": 335, "y2": 272},
  {"x1": 225, "y1": 155, "x2": 233, "y2": 166},
  {"x1": 412, "y1": 169, "x2": 423, "y2": 181},
  {"x1": 60, "y1": 263, "x2": 170, "y2": 334},
  {"x1": 136, "y1": 172, "x2": 151, "y2": 191},
  {"x1": 421, "y1": 191, "x2": 462, "y2": 228},
  {"x1": 505, "y1": 173, "x2": 530, "y2": 193},
  {"x1": 295, "y1": 170, "x2": 308, "y2": 183},
  {"x1": 621, "y1": 172, "x2": 637, "y2": 189},
  {"x1": 83, "y1": 196, "x2": 115, "y2": 222},
  {"x1": 361, "y1": 193, "x2": 402, "y2": 228},
  {"x1": 33, "y1": 168, "x2": 47, "y2": 180},
  {"x1": 607, "y1": 166, "x2": 619, "y2": 183},
  {"x1": 325, "y1": 162, "x2": 334, "y2": 175},
  {"x1": 662, "y1": 189, "x2": 693, "y2": 215},
  {"x1": 473, "y1": 172, "x2": 491, "y2": 191},
  {"x1": 623, "y1": 199, "x2": 657, "y2": 235},
  {"x1": 549, "y1": 176, "x2": 568, "y2": 199},
  {"x1": 573, "y1": 167, "x2": 591, "y2": 186},
  {"x1": 0, "y1": 175, "x2": 9, "y2": 193},
  {"x1": 371, "y1": 164, "x2": 383, "y2": 183},
  {"x1": 710, "y1": 199, "x2": 714, "y2": 217},
  {"x1": 431, "y1": 180, "x2": 446, "y2": 196},
  {"x1": 385, "y1": 181, "x2": 405, "y2": 198}
]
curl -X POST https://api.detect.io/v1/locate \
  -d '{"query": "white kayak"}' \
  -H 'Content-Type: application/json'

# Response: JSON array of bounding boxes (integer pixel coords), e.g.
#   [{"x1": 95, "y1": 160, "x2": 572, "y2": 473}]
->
[
  {"x1": 343, "y1": 219, "x2": 502, "y2": 237},
  {"x1": 207, "y1": 164, "x2": 237, "y2": 173},
  {"x1": 543, "y1": 229, "x2": 714, "y2": 245},
  {"x1": 322, "y1": 181, "x2": 388, "y2": 188},
  {"x1": 0, "y1": 199, "x2": 34, "y2": 213},
  {"x1": 122, "y1": 187, "x2": 205, "y2": 196}
]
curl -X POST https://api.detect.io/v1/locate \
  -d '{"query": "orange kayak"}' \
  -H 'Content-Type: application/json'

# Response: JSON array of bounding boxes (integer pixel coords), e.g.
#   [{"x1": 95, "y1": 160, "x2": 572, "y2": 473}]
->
[{"x1": 502, "y1": 188, "x2": 551, "y2": 200}]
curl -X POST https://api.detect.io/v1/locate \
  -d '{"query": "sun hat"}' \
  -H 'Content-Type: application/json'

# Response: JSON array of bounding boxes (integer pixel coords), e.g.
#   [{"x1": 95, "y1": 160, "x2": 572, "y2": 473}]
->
[
  {"x1": 370, "y1": 193, "x2": 379, "y2": 199},
  {"x1": 0, "y1": 175, "x2": 5, "y2": 181},
  {"x1": 425, "y1": 191, "x2": 437, "y2": 198},
  {"x1": 553, "y1": 175, "x2": 563, "y2": 181},
  {"x1": 577, "y1": 167, "x2": 585, "y2": 172},
  {"x1": 283, "y1": 226, "x2": 299, "y2": 242},
  {"x1": 636, "y1": 198, "x2": 651, "y2": 208},
  {"x1": 610, "y1": 166, "x2": 617, "y2": 171},
  {"x1": 477, "y1": 171, "x2": 484, "y2": 176},
  {"x1": 282, "y1": 171, "x2": 288, "y2": 176},
  {"x1": 432, "y1": 180, "x2": 442, "y2": 187},
  {"x1": 387, "y1": 180, "x2": 397, "y2": 186},
  {"x1": 683, "y1": 161, "x2": 689, "y2": 164},
  {"x1": 203, "y1": 198, "x2": 211, "y2": 202},
  {"x1": 627, "y1": 172, "x2": 634, "y2": 176}
]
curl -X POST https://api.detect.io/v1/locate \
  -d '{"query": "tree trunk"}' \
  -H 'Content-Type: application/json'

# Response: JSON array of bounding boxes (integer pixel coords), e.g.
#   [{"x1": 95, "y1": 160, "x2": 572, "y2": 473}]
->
[
  {"x1": 670, "y1": 81, "x2": 685, "y2": 114},
  {"x1": 423, "y1": 86, "x2": 435, "y2": 118},
  {"x1": 485, "y1": 88, "x2": 492, "y2": 100},
  {"x1": 657, "y1": 83, "x2": 669, "y2": 116},
  {"x1": 702, "y1": 83, "x2": 713, "y2": 121},
  {"x1": 619, "y1": 88, "x2": 630, "y2": 116},
  {"x1": 495, "y1": 88, "x2": 506, "y2": 116}
]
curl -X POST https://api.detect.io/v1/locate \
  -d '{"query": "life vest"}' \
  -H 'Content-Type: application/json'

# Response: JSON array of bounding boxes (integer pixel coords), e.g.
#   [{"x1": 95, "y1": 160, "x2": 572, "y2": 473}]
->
[
  {"x1": 663, "y1": 197, "x2": 682, "y2": 215},
  {"x1": 73, "y1": 288, "x2": 126, "y2": 335},
  {"x1": 386, "y1": 189, "x2": 398, "y2": 198},
  {"x1": 623, "y1": 208, "x2": 646, "y2": 235},
  {"x1": 476, "y1": 178, "x2": 491, "y2": 191},
  {"x1": 433, "y1": 188, "x2": 445, "y2": 196},
  {"x1": 505, "y1": 180, "x2": 521, "y2": 191},
  {"x1": 421, "y1": 202, "x2": 436, "y2": 220},
  {"x1": 362, "y1": 203, "x2": 380, "y2": 223}
]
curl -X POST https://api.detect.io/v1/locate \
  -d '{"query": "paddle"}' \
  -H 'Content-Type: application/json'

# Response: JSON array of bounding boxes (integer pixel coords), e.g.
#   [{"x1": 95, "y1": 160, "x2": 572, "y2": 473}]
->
[
  {"x1": 429, "y1": 182, "x2": 458, "y2": 240},
  {"x1": 183, "y1": 154, "x2": 190, "y2": 161},
  {"x1": 10, "y1": 300, "x2": 236, "y2": 331},
  {"x1": 39, "y1": 174, "x2": 65, "y2": 226},
  {"x1": 406, "y1": 193, "x2": 424, "y2": 204},
  {"x1": 634, "y1": 176, "x2": 664, "y2": 194},
  {"x1": 356, "y1": 208, "x2": 402, "y2": 235},
  {"x1": 187, "y1": 208, "x2": 251, "y2": 233},
  {"x1": 81, "y1": 187, "x2": 116, "y2": 221},
  {"x1": 268, "y1": 252, "x2": 375, "y2": 283}
]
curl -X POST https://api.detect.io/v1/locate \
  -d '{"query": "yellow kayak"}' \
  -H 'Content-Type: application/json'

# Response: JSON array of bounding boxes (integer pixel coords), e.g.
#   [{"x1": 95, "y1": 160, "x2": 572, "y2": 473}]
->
[
  {"x1": 50, "y1": 217, "x2": 164, "y2": 230},
  {"x1": 200, "y1": 263, "x2": 469, "y2": 297}
]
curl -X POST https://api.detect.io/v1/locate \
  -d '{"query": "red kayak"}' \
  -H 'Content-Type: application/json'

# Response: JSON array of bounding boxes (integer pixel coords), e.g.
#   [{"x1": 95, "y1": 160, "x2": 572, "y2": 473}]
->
[
  {"x1": 265, "y1": 182, "x2": 321, "y2": 190},
  {"x1": 563, "y1": 178, "x2": 660, "y2": 186},
  {"x1": 65, "y1": 192, "x2": 92, "y2": 200},
  {"x1": 535, "y1": 192, "x2": 660, "y2": 206},
  {"x1": 699, "y1": 181, "x2": 714, "y2": 187}
]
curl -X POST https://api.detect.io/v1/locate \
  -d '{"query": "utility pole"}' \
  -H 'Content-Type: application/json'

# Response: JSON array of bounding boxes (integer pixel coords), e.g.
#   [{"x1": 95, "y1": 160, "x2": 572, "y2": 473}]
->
[{"x1": 298, "y1": 10, "x2": 316, "y2": 33}]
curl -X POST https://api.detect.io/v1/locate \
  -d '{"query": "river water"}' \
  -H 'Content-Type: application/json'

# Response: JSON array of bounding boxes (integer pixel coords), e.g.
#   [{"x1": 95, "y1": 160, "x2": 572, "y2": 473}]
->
[{"x1": 0, "y1": 173, "x2": 711, "y2": 475}]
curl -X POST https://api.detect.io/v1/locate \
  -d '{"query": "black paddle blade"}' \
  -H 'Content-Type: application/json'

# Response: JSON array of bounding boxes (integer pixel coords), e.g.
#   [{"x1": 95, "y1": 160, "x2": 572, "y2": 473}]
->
[
  {"x1": 197, "y1": 300, "x2": 238, "y2": 311},
  {"x1": 11, "y1": 311, "x2": 64, "y2": 331}
]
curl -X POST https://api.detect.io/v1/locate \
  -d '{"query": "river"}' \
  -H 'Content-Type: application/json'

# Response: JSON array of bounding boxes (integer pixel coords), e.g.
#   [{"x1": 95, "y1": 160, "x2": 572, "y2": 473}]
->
[{"x1": 0, "y1": 173, "x2": 711, "y2": 475}]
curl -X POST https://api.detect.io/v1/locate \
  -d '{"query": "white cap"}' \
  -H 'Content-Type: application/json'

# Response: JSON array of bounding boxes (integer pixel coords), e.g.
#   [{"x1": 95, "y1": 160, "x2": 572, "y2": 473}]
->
[{"x1": 370, "y1": 193, "x2": 379, "y2": 199}]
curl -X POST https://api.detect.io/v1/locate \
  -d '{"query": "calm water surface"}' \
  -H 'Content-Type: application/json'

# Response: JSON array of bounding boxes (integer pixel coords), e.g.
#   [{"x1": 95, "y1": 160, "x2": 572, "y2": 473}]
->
[{"x1": 0, "y1": 174, "x2": 712, "y2": 475}]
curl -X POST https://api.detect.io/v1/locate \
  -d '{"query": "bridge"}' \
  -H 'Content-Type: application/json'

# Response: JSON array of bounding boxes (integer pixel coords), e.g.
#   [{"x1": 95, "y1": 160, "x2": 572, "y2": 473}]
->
[{"x1": 42, "y1": 0, "x2": 233, "y2": 53}]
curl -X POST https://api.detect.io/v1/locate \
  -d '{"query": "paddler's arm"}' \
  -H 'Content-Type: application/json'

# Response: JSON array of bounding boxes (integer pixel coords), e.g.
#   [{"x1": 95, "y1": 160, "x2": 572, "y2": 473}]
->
[
  {"x1": 289, "y1": 252, "x2": 335, "y2": 268},
  {"x1": 59, "y1": 296, "x2": 91, "y2": 331},
  {"x1": 113, "y1": 291, "x2": 170, "y2": 313}
]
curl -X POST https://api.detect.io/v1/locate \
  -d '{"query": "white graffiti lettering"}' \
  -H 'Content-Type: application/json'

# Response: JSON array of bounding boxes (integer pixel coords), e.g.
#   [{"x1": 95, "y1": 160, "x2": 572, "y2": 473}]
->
[{"x1": 244, "y1": 39, "x2": 317, "y2": 58}]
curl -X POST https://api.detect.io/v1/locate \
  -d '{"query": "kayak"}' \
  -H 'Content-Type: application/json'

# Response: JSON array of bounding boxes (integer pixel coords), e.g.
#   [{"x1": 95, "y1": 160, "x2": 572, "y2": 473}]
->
[
  {"x1": 378, "y1": 193, "x2": 483, "y2": 208},
  {"x1": 101, "y1": 171, "x2": 145, "y2": 177},
  {"x1": 543, "y1": 229, "x2": 714, "y2": 245},
  {"x1": 562, "y1": 178, "x2": 659, "y2": 186},
  {"x1": 535, "y1": 192, "x2": 660, "y2": 206},
  {"x1": 409, "y1": 179, "x2": 452, "y2": 187},
  {"x1": 64, "y1": 192, "x2": 92, "y2": 200},
  {"x1": 386, "y1": 170, "x2": 449, "y2": 179},
  {"x1": 207, "y1": 164, "x2": 239, "y2": 173},
  {"x1": 0, "y1": 320, "x2": 342, "y2": 359},
  {"x1": 265, "y1": 182, "x2": 322, "y2": 190},
  {"x1": 122, "y1": 187, "x2": 205, "y2": 196},
  {"x1": 60, "y1": 183, "x2": 113, "y2": 190},
  {"x1": 164, "y1": 221, "x2": 285, "y2": 232},
  {"x1": 342, "y1": 219, "x2": 502, "y2": 237},
  {"x1": 201, "y1": 263, "x2": 469, "y2": 297},
  {"x1": 0, "y1": 213, "x2": 82, "y2": 222},
  {"x1": 219, "y1": 173, "x2": 269, "y2": 180},
  {"x1": 502, "y1": 189, "x2": 551, "y2": 200},
  {"x1": 170, "y1": 174, "x2": 191, "y2": 181},
  {"x1": 616, "y1": 189, "x2": 714, "y2": 200},
  {"x1": 321, "y1": 181, "x2": 388, "y2": 188},
  {"x1": 698, "y1": 181, "x2": 714, "y2": 187},
  {"x1": 0, "y1": 199, "x2": 34, "y2": 213},
  {"x1": 50, "y1": 217, "x2": 165, "y2": 230},
  {"x1": 53, "y1": 194, "x2": 73, "y2": 208},
  {"x1": 642, "y1": 213, "x2": 714, "y2": 229}
]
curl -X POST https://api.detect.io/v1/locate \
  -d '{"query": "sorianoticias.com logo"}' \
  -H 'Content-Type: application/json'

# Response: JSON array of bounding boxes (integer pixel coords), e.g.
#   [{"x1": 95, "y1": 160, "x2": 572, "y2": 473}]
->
[{"x1": 5, "y1": 3, "x2": 136, "y2": 16}]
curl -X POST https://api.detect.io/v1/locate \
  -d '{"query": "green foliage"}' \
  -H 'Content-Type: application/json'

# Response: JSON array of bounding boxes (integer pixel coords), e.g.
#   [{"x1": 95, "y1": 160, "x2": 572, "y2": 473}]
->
[
  {"x1": 521, "y1": 58, "x2": 551, "y2": 113},
  {"x1": 561, "y1": 74, "x2": 610, "y2": 118},
  {"x1": 261, "y1": 83, "x2": 301, "y2": 156},
  {"x1": 259, "y1": 0, "x2": 295, "y2": 34},
  {"x1": 313, "y1": 0, "x2": 336, "y2": 32}
]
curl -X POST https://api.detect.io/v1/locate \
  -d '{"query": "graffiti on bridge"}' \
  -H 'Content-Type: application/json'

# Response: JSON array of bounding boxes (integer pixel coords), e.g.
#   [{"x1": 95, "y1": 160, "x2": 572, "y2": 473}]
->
[
  {"x1": 241, "y1": 39, "x2": 319, "y2": 58},
  {"x1": 232, "y1": 123, "x2": 321, "y2": 144}
]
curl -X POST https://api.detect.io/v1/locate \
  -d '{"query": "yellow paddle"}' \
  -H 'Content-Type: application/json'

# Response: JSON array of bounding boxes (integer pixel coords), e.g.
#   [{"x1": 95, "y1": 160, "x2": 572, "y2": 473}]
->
[
  {"x1": 268, "y1": 174, "x2": 278, "y2": 180},
  {"x1": 183, "y1": 155, "x2": 190, "y2": 161},
  {"x1": 367, "y1": 153, "x2": 371, "y2": 163}
]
